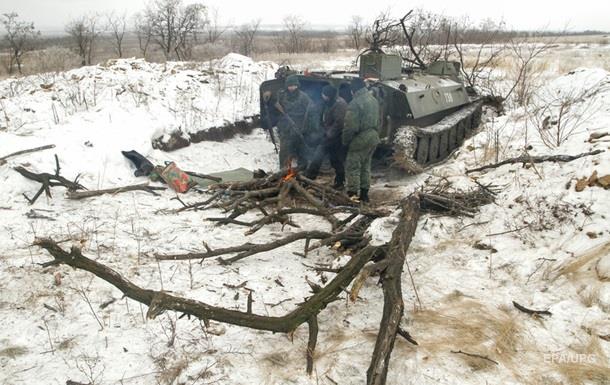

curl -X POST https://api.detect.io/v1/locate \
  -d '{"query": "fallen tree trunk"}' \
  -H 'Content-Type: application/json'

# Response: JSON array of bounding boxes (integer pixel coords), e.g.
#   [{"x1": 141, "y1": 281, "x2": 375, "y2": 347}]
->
[
  {"x1": 367, "y1": 195, "x2": 420, "y2": 385},
  {"x1": 35, "y1": 238, "x2": 380, "y2": 374},
  {"x1": 466, "y1": 149, "x2": 604, "y2": 174},
  {"x1": 66, "y1": 183, "x2": 166, "y2": 199}
]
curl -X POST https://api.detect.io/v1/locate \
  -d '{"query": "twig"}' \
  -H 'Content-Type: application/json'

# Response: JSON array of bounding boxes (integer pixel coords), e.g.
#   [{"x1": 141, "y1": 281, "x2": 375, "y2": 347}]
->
[
  {"x1": 223, "y1": 281, "x2": 248, "y2": 289},
  {"x1": 264, "y1": 298, "x2": 293, "y2": 307},
  {"x1": 457, "y1": 221, "x2": 490, "y2": 233},
  {"x1": 78, "y1": 289, "x2": 104, "y2": 330},
  {"x1": 44, "y1": 303, "x2": 58, "y2": 312},
  {"x1": 43, "y1": 319, "x2": 55, "y2": 355},
  {"x1": 512, "y1": 301, "x2": 552, "y2": 317},
  {"x1": 450, "y1": 350, "x2": 498, "y2": 365},
  {"x1": 486, "y1": 225, "x2": 529, "y2": 237}
]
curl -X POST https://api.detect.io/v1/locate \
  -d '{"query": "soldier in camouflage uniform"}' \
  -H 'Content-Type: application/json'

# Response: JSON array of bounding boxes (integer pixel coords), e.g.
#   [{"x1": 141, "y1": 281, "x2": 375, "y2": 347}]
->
[
  {"x1": 342, "y1": 78, "x2": 380, "y2": 202},
  {"x1": 274, "y1": 75, "x2": 317, "y2": 169},
  {"x1": 305, "y1": 85, "x2": 348, "y2": 189}
]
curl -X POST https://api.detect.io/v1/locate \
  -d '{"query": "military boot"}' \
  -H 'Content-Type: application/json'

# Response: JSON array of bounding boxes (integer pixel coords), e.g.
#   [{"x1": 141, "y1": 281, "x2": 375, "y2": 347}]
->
[
  {"x1": 347, "y1": 191, "x2": 360, "y2": 202},
  {"x1": 359, "y1": 188, "x2": 370, "y2": 203}
]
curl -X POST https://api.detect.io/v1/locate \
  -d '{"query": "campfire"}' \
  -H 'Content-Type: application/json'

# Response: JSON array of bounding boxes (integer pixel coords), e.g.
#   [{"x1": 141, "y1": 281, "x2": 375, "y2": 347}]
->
[{"x1": 282, "y1": 158, "x2": 297, "y2": 181}]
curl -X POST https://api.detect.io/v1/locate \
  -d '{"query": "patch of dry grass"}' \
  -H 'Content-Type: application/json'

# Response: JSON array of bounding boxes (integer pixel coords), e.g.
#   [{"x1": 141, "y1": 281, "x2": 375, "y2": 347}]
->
[
  {"x1": 0, "y1": 345, "x2": 28, "y2": 358},
  {"x1": 555, "y1": 338, "x2": 610, "y2": 385},
  {"x1": 551, "y1": 240, "x2": 610, "y2": 280},
  {"x1": 410, "y1": 291, "x2": 522, "y2": 370}
]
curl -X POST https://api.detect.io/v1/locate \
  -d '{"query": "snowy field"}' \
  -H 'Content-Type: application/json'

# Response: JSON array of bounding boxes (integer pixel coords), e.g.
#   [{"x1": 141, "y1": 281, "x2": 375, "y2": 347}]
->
[{"x1": 1, "y1": 47, "x2": 609, "y2": 385}]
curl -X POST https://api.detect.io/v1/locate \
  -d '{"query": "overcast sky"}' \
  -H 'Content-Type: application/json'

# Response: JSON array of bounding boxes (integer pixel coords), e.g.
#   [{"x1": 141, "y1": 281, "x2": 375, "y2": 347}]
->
[{"x1": 3, "y1": 0, "x2": 609, "y2": 33}]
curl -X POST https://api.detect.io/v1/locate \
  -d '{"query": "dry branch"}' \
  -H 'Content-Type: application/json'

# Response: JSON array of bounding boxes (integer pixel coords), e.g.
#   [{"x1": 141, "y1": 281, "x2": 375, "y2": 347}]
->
[
  {"x1": 512, "y1": 301, "x2": 552, "y2": 317},
  {"x1": 155, "y1": 230, "x2": 332, "y2": 263},
  {"x1": 306, "y1": 316, "x2": 319, "y2": 375},
  {"x1": 0, "y1": 144, "x2": 55, "y2": 165},
  {"x1": 14, "y1": 158, "x2": 86, "y2": 204},
  {"x1": 66, "y1": 183, "x2": 165, "y2": 199},
  {"x1": 450, "y1": 350, "x2": 498, "y2": 365},
  {"x1": 466, "y1": 149, "x2": 603, "y2": 174},
  {"x1": 367, "y1": 195, "x2": 420, "y2": 385},
  {"x1": 35, "y1": 238, "x2": 380, "y2": 372},
  {"x1": 397, "y1": 327, "x2": 418, "y2": 345}
]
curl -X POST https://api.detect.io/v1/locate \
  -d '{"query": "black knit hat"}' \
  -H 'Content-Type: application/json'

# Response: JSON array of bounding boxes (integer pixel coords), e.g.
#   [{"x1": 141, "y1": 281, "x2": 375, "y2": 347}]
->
[
  {"x1": 285, "y1": 74, "x2": 300, "y2": 87},
  {"x1": 350, "y1": 78, "x2": 366, "y2": 93},
  {"x1": 321, "y1": 84, "x2": 337, "y2": 99}
]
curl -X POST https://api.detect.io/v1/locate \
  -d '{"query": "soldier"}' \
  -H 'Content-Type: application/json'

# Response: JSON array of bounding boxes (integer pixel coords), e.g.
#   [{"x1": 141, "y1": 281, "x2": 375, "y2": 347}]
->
[
  {"x1": 342, "y1": 78, "x2": 380, "y2": 202},
  {"x1": 305, "y1": 85, "x2": 348, "y2": 189},
  {"x1": 274, "y1": 75, "x2": 316, "y2": 169}
]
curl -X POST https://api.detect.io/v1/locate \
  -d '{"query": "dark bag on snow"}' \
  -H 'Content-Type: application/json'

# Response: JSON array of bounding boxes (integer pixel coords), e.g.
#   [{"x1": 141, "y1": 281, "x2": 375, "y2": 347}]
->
[{"x1": 122, "y1": 150, "x2": 154, "y2": 177}]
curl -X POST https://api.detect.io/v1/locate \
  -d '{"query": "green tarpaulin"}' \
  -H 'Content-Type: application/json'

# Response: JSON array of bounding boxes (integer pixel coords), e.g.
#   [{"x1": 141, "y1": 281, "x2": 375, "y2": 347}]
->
[{"x1": 189, "y1": 167, "x2": 254, "y2": 188}]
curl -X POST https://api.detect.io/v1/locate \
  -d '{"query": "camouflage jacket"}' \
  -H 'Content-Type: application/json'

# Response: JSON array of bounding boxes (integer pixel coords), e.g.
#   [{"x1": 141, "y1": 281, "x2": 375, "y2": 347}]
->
[
  {"x1": 322, "y1": 96, "x2": 348, "y2": 144},
  {"x1": 276, "y1": 89, "x2": 318, "y2": 141},
  {"x1": 342, "y1": 88, "x2": 380, "y2": 151}
]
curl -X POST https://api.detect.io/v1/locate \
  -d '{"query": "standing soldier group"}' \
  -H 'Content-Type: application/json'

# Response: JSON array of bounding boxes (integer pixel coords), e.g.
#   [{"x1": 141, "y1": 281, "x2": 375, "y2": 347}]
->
[{"x1": 271, "y1": 75, "x2": 379, "y2": 203}]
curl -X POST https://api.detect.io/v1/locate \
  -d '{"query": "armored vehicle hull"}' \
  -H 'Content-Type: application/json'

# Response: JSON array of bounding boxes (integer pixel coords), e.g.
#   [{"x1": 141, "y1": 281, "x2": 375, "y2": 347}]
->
[{"x1": 260, "y1": 53, "x2": 483, "y2": 172}]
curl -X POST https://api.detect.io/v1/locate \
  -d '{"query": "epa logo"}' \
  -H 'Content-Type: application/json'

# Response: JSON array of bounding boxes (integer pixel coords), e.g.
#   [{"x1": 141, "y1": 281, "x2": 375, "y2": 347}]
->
[{"x1": 543, "y1": 353, "x2": 596, "y2": 364}]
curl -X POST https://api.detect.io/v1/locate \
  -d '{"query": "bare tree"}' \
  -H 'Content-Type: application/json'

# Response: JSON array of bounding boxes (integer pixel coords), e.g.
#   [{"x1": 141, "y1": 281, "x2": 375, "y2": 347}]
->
[
  {"x1": 526, "y1": 75, "x2": 603, "y2": 148},
  {"x1": 134, "y1": 12, "x2": 153, "y2": 58},
  {"x1": 1, "y1": 12, "x2": 39, "y2": 74},
  {"x1": 106, "y1": 11, "x2": 127, "y2": 58},
  {"x1": 235, "y1": 19, "x2": 261, "y2": 57},
  {"x1": 271, "y1": 32, "x2": 285, "y2": 54},
  {"x1": 397, "y1": 9, "x2": 454, "y2": 69},
  {"x1": 365, "y1": 11, "x2": 402, "y2": 52},
  {"x1": 348, "y1": 15, "x2": 366, "y2": 50},
  {"x1": 204, "y1": 6, "x2": 226, "y2": 44},
  {"x1": 145, "y1": 0, "x2": 207, "y2": 60},
  {"x1": 65, "y1": 15, "x2": 100, "y2": 66},
  {"x1": 504, "y1": 32, "x2": 558, "y2": 106},
  {"x1": 452, "y1": 17, "x2": 507, "y2": 90},
  {"x1": 283, "y1": 15, "x2": 306, "y2": 54}
]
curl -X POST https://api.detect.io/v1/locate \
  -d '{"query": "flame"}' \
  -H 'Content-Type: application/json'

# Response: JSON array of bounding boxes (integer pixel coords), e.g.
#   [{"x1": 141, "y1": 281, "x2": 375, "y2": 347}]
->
[{"x1": 283, "y1": 158, "x2": 297, "y2": 181}]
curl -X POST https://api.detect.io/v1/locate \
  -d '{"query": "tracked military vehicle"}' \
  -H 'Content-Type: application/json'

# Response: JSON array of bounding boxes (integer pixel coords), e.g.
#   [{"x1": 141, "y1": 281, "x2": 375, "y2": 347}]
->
[{"x1": 260, "y1": 51, "x2": 483, "y2": 172}]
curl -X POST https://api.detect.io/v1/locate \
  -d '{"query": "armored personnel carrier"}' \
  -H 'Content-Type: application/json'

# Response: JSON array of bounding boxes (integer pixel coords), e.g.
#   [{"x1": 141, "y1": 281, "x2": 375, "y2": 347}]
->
[{"x1": 259, "y1": 51, "x2": 483, "y2": 172}]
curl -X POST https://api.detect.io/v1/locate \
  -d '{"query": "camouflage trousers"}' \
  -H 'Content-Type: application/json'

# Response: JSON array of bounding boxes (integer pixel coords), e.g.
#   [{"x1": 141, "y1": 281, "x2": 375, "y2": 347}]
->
[
  {"x1": 279, "y1": 135, "x2": 307, "y2": 169},
  {"x1": 345, "y1": 143, "x2": 377, "y2": 193}
]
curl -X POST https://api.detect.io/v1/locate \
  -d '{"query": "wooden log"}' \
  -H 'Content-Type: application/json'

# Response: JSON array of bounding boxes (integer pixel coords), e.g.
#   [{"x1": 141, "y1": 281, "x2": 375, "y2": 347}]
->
[
  {"x1": 367, "y1": 195, "x2": 420, "y2": 385},
  {"x1": 66, "y1": 183, "x2": 165, "y2": 199}
]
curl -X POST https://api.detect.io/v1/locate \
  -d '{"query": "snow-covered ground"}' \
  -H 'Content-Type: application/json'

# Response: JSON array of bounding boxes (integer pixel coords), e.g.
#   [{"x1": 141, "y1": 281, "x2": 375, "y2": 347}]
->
[{"x1": 1, "y1": 50, "x2": 609, "y2": 385}]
